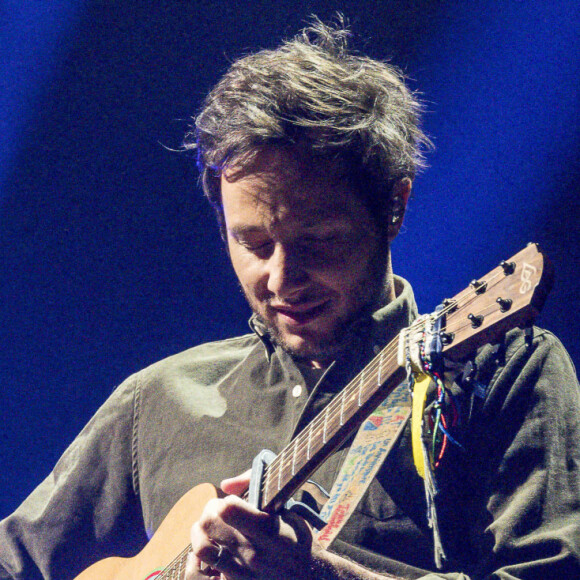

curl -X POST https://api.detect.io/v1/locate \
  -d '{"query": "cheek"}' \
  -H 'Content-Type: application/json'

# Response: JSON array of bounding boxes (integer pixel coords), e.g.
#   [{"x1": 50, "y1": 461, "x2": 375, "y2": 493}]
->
[
  {"x1": 324, "y1": 251, "x2": 383, "y2": 302},
  {"x1": 323, "y1": 246, "x2": 377, "y2": 284},
  {"x1": 311, "y1": 266, "x2": 363, "y2": 303},
  {"x1": 229, "y1": 250, "x2": 264, "y2": 295}
]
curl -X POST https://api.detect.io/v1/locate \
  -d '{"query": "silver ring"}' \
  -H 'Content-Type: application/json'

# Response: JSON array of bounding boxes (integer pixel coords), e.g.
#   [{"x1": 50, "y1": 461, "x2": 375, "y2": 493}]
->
[{"x1": 213, "y1": 544, "x2": 226, "y2": 568}]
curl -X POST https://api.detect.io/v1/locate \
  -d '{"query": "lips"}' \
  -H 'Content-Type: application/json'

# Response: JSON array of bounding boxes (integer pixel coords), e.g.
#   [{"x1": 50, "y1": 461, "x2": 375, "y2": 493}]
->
[{"x1": 270, "y1": 300, "x2": 329, "y2": 325}]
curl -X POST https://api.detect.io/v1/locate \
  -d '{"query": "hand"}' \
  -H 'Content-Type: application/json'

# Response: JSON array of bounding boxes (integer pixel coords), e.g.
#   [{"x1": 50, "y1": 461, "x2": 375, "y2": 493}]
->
[{"x1": 185, "y1": 471, "x2": 318, "y2": 580}]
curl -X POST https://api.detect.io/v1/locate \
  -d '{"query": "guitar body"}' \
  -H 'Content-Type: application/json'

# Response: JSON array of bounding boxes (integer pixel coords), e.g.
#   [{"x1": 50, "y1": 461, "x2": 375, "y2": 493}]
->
[{"x1": 74, "y1": 483, "x2": 218, "y2": 580}]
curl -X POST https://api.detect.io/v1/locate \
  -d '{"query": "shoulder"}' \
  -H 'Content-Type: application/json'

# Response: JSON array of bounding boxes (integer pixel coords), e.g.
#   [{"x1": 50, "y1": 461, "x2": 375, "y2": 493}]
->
[
  {"x1": 150, "y1": 332, "x2": 260, "y2": 370},
  {"x1": 125, "y1": 332, "x2": 263, "y2": 394},
  {"x1": 476, "y1": 326, "x2": 579, "y2": 418},
  {"x1": 493, "y1": 326, "x2": 575, "y2": 384}
]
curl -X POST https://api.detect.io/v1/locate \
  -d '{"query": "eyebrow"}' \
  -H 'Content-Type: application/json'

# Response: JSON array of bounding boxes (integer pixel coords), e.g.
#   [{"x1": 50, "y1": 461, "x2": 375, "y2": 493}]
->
[
  {"x1": 228, "y1": 225, "x2": 267, "y2": 238},
  {"x1": 228, "y1": 219, "x2": 352, "y2": 238}
]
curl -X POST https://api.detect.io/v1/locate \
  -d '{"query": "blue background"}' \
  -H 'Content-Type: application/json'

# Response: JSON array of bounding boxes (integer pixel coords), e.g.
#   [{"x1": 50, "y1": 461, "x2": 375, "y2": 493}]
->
[{"x1": 1, "y1": 1, "x2": 578, "y2": 516}]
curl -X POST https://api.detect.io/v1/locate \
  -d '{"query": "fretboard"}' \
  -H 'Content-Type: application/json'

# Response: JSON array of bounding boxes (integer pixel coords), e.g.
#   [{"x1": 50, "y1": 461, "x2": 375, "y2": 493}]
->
[{"x1": 259, "y1": 337, "x2": 406, "y2": 512}]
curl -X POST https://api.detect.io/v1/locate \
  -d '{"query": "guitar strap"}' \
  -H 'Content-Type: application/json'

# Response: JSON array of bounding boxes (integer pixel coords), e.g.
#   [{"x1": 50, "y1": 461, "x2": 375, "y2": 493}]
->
[{"x1": 316, "y1": 381, "x2": 411, "y2": 548}]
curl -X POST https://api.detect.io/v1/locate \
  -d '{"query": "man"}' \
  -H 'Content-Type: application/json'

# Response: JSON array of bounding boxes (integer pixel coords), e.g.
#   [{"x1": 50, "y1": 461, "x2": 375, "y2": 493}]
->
[{"x1": 1, "y1": 19, "x2": 579, "y2": 580}]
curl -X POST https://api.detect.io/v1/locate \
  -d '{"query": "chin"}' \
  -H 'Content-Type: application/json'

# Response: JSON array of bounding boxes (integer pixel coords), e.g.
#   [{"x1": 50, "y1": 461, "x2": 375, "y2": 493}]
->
[
  {"x1": 255, "y1": 304, "x2": 369, "y2": 362},
  {"x1": 273, "y1": 325, "x2": 348, "y2": 362}
]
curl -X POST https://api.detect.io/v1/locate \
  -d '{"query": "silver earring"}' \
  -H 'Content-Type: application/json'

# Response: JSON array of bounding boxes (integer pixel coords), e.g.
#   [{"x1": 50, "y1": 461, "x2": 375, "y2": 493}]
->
[{"x1": 391, "y1": 197, "x2": 404, "y2": 224}]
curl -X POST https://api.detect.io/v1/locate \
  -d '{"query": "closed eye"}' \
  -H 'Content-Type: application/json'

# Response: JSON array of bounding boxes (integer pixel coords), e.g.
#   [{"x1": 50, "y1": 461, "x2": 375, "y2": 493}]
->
[{"x1": 238, "y1": 239, "x2": 275, "y2": 258}]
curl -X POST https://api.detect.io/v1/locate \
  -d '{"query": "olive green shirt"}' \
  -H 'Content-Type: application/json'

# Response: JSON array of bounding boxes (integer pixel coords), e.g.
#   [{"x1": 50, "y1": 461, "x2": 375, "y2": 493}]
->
[{"x1": 0, "y1": 277, "x2": 578, "y2": 579}]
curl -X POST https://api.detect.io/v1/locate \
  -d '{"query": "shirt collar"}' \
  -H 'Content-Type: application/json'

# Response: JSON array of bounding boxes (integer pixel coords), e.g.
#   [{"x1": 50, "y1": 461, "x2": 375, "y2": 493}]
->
[{"x1": 370, "y1": 275, "x2": 418, "y2": 344}]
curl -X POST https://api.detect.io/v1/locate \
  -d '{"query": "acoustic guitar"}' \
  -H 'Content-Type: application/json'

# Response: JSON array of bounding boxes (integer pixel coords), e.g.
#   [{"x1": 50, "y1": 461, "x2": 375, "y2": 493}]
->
[{"x1": 75, "y1": 243, "x2": 552, "y2": 580}]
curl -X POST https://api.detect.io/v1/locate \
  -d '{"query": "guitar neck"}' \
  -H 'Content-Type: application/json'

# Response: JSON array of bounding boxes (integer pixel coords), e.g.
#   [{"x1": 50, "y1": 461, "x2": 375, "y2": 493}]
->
[{"x1": 259, "y1": 342, "x2": 406, "y2": 512}]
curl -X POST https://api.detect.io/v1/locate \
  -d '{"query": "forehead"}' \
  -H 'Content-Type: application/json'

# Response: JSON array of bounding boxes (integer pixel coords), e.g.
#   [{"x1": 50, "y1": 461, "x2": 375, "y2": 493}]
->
[{"x1": 221, "y1": 148, "x2": 365, "y2": 225}]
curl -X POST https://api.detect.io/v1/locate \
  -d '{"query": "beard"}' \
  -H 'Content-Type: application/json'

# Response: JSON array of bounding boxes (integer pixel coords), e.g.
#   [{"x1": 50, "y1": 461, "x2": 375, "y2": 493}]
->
[{"x1": 244, "y1": 248, "x2": 391, "y2": 365}]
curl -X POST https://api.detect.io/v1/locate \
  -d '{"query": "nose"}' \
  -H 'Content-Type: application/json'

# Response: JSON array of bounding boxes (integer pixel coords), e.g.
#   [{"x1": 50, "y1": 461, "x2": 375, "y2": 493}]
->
[{"x1": 266, "y1": 243, "x2": 309, "y2": 300}]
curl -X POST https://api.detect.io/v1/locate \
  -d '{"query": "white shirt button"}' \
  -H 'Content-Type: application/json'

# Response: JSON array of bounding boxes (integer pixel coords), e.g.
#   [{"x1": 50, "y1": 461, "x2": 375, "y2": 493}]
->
[{"x1": 292, "y1": 385, "x2": 303, "y2": 398}]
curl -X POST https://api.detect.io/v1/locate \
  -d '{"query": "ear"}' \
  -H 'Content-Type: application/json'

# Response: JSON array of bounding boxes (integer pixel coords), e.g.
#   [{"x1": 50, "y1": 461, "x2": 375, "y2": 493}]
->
[{"x1": 387, "y1": 178, "x2": 412, "y2": 241}]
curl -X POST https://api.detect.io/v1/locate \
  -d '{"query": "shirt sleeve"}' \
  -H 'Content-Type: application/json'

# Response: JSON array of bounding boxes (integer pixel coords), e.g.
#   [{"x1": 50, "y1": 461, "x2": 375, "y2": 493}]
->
[{"x1": 0, "y1": 376, "x2": 148, "y2": 580}]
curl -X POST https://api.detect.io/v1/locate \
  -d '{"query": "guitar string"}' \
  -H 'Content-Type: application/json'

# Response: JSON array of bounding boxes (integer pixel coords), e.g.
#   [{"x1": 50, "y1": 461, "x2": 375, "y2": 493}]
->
[
  {"x1": 263, "y1": 310, "x2": 469, "y2": 500},
  {"x1": 261, "y1": 323, "x2": 411, "y2": 503},
  {"x1": 260, "y1": 266, "x2": 521, "y2": 503},
  {"x1": 261, "y1": 338, "x2": 401, "y2": 505},
  {"x1": 157, "y1": 544, "x2": 191, "y2": 579}
]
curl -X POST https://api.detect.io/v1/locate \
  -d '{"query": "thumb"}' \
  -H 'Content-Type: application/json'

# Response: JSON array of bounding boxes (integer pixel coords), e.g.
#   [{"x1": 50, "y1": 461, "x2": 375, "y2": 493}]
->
[{"x1": 220, "y1": 469, "x2": 251, "y2": 496}]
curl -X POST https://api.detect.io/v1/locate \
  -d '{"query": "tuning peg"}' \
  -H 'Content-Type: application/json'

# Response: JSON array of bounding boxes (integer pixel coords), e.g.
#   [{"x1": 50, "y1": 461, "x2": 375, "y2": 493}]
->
[
  {"x1": 439, "y1": 331, "x2": 455, "y2": 345},
  {"x1": 496, "y1": 297, "x2": 513, "y2": 312},
  {"x1": 468, "y1": 313, "x2": 484, "y2": 328},
  {"x1": 470, "y1": 280, "x2": 487, "y2": 294},
  {"x1": 500, "y1": 260, "x2": 516, "y2": 275}
]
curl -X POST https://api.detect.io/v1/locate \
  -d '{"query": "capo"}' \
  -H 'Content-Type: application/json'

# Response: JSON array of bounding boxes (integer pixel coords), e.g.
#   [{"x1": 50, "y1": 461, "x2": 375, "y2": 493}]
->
[{"x1": 248, "y1": 449, "x2": 328, "y2": 530}]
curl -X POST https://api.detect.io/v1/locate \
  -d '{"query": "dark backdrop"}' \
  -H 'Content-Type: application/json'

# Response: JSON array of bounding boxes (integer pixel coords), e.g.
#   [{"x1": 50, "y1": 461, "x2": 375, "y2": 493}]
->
[{"x1": 1, "y1": 1, "x2": 578, "y2": 517}]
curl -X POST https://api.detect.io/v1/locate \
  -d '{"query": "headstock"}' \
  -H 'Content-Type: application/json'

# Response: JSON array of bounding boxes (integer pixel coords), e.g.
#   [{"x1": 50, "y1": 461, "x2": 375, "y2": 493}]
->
[{"x1": 438, "y1": 243, "x2": 553, "y2": 360}]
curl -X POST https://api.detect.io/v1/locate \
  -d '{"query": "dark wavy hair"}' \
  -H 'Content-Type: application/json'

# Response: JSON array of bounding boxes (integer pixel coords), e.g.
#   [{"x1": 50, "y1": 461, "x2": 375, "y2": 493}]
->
[{"x1": 184, "y1": 17, "x2": 430, "y2": 235}]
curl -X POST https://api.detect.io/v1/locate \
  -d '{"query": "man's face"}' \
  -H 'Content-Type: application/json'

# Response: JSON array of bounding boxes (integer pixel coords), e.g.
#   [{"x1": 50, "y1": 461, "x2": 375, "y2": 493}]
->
[{"x1": 221, "y1": 148, "x2": 390, "y2": 367}]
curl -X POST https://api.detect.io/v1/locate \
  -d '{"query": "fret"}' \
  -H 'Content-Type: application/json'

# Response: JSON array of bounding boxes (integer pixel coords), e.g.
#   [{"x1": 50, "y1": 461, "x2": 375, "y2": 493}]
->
[
  {"x1": 178, "y1": 553, "x2": 183, "y2": 580},
  {"x1": 277, "y1": 449, "x2": 284, "y2": 491},
  {"x1": 180, "y1": 550, "x2": 190, "y2": 579},
  {"x1": 323, "y1": 407, "x2": 328, "y2": 444},
  {"x1": 263, "y1": 464, "x2": 271, "y2": 506},
  {"x1": 378, "y1": 350, "x2": 384, "y2": 385},
  {"x1": 307, "y1": 423, "x2": 313, "y2": 459},
  {"x1": 358, "y1": 369, "x2": 365, "y2": 406},
  {"x1": 339, "y1": 390, "x2": 345, "y2": 426},
  {"x1": 291, "y1": 438, "x2": 297, "y2": 476}
]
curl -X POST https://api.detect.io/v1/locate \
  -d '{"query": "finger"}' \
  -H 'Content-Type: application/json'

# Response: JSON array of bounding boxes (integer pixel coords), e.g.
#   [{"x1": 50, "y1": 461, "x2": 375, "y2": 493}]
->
[
  {"x1": 220, "y1": 469, "x2": 251, "y2": 496},
  {"x1": 184, "y1": 550, "x2": 221, "y2": 580},
  {"x1": 201, "y1": 543, "x2": 245, "y2": 579},
  {"x1": 191, "y1": 536, "x2": 255, "y2": 580},
  {"x1": 198, "y1": 495, "x2": 312, "y2": 551},
  {"x1": 221, "y1": 500, "x2": 314, "y2": 566},
  {"x1": 217, "y1": 495, "x2": 311, "y2": 550},
  {"x1": 280, "y1": 509, "x2": 314, "y2": 546},
  {"x1": 214, "y1": 495, "x2": 276, "y2": 541},
  {"x1": 213, "y1": 510, "x2": 315, "y2": 580},
  {"x1": 195, "y1": 497, "x2": 251, "y2": 549},
  {"x1": 192, "y1": 498, "x2": 267, "y2": 578},
  {"x1": 198, "y1": 539, "x2": 223, "y2": 568},
  {"x1": 192, "y1": 497, "x2": 257, "y2": 576}
]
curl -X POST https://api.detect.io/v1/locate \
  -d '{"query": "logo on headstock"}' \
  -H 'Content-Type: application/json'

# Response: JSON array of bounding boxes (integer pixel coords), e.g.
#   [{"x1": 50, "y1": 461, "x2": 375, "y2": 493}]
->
[{"x1": 520, "y1": 262, "x2": 537, "y2": 294}]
